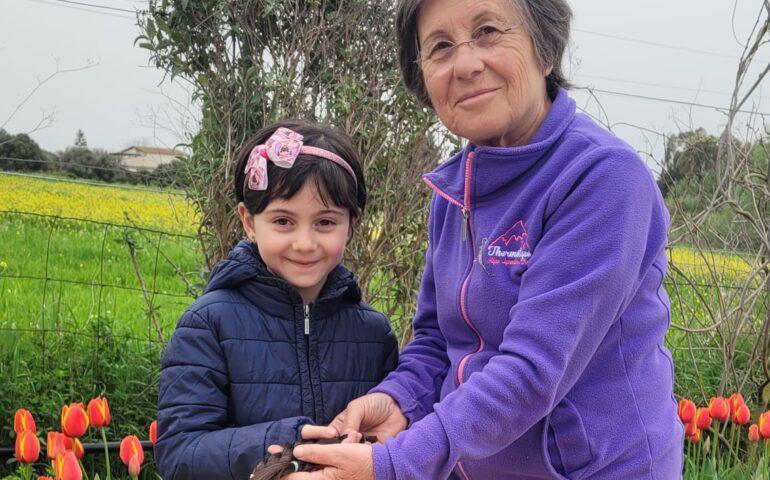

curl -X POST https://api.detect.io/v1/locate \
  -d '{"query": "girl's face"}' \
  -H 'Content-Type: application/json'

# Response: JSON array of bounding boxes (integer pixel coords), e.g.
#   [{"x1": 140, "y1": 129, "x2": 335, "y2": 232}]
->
[{"x1": 238, "y1": 183, "x2": 352, "y2": 304}]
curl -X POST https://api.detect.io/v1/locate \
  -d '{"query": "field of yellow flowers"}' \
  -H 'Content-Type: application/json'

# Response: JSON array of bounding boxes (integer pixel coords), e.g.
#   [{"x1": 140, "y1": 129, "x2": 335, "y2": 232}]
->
[
  {"x1": 0, "y1": 173, "x2": 199, "y2": 234},
  {"x1": 0, "y1": 172, "x2": 204, "y2": 356},
  {"x1": 668, "y1": 247, "x2": 753, "y2": 281}
]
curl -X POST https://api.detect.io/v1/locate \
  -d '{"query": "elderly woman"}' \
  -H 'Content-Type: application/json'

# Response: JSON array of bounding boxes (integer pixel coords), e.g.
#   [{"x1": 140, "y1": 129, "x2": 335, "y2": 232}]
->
[{"x1": 285, "y1": 0, "x2": 684, "y2": 478}]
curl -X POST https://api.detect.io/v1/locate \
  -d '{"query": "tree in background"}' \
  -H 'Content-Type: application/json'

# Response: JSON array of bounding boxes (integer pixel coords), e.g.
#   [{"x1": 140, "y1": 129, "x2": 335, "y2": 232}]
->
[
  {"x1": 73, "y1": 129, "x2": 88, "y2": 148},
  {"x1": 57, "y1": 129, "x2": 130, "y2": 183},
  {"x1": 658, "y1": 128, "x2": 718, "y2": 199},
  {"x1": 152, "y1": 157, "x2": 191, "y2": 188},
  {"x1": 0, "y1": 129, "x2": 48, "y2": 172},
  {"x1": 138, "y1": 0, "x2": 450, "y2": 341},
  {"x1": 659, "y1": 129, "x2": 762, "y2": 252}
]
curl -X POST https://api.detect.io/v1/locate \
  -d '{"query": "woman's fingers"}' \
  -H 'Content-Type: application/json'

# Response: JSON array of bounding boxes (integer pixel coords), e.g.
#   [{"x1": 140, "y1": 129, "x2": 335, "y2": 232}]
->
[
  {"x1": 301, "y1": 424, "x2": 339, "y2": 439},
  {"x1": 336, "y1": 405, "x2": 366, "y2": 435},
  {"x1": 283, "y1": 443, "x2": 374, "y2": 480}
]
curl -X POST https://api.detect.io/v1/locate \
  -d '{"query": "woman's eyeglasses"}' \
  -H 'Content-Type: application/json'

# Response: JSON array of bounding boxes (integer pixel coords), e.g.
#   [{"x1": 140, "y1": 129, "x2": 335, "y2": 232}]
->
[{"x1": 417, "y1": 24, "x2": 519, "y2": 69}]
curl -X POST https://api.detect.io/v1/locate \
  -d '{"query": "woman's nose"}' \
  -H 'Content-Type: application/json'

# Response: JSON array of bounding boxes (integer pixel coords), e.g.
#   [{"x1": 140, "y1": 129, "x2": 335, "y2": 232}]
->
[{"x1": 452, "y1": 43, "x2": 485, "y2": 79}]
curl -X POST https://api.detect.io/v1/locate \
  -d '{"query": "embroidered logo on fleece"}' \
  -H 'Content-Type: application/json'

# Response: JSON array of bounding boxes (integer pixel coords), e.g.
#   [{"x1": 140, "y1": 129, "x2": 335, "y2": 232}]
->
[{"x1": 486, "y1": 220, "x2": 531, "y2": 266}]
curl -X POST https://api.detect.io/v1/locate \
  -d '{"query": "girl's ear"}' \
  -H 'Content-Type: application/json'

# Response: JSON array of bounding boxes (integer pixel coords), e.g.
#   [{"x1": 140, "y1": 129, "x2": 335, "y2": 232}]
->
[{"x1": 237, "y1": 202, "x2": 257, "y2": 240}]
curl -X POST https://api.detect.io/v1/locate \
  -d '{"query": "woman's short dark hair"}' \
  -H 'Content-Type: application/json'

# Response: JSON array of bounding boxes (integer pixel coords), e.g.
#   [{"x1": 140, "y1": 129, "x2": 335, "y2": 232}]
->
[
  {"x1": 396, "y1": 0, "x2": 573, "y2": 105},
  {"x1": 233, "y1": 120, "x2": 366, "y2": 221}
]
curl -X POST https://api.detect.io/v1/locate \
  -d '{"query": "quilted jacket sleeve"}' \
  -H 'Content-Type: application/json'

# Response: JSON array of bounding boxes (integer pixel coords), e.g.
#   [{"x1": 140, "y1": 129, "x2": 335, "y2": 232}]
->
[{"x1": 155, "y1": 308, "x2": 313, "y2": 480}]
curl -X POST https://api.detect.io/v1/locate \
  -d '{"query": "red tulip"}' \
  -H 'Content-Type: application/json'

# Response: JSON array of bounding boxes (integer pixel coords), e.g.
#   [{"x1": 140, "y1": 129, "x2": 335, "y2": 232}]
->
[
  {"x1": 759, "y1": 411, "x2": 770, "y2": 439},
  {"x1": 61, "y1": 403, "x2": 89, "y2": 438},
  {"x1": 87, "y1": 397, "x2": 111, "y2": 428},
  {"x1": 120, "y1": 435, "x2": 145, "y2": 474},
  {"x1": 15, "y1": 429, "x2": 40, "y2": 463},
  {"x1": 733, "y1": 403, "x2": 751, "y2": 425},
  {"x1": 47, "y1": 431, "x2": 73, "y2": 459},
  {"x1": 684, "y1": 421, "x2": 698, "y2": 437},
  {"x1": 708, "y1": 397, "x2": 730, "y2": 422},
  {"x1": 677, "y1": 399, "x2": 696, "y2": 424},
  {"x1": 695, "y1": 407, "x2": 712, "y2": 429},
  {"x1": 748, "y1": 424, "x2": 760, "y2": 442},
  {"x1": 54, "y1": 451, "x2": 82, "y2": 480},
  {"x1": 128, "y1": 454, "x2": 142, "y2": 477},
  {"x1": 149, "y1": 420, "x2": 158, "y2": 445},
  {"x1": 72, "y1": 438, "x2": 85, "y2": 460},
  {"x1": 14, "y1": 408, "x2": 36, "y2": 434},
  {"x1": 728, "y1": 393, "x2": 745, "y2": 417},
  {"x1": 686, "y1": 429, "x2": 701, "y2": 443},
  {"x1": 39, "y1": 476, "x2": 54, "y2": 480}
]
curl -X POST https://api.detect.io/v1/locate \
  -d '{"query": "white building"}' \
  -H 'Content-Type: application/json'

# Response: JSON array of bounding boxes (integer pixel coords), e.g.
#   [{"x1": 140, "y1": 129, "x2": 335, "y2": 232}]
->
[{"x1": 118, "y1": 146, "x2": 185, "y2": 172}]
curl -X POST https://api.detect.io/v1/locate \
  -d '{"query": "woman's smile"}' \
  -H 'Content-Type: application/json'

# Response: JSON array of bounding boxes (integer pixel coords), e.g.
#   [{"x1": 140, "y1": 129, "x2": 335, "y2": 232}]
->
[{"x1": 456, "y1": 87, "x2": 499, "y2": 106}]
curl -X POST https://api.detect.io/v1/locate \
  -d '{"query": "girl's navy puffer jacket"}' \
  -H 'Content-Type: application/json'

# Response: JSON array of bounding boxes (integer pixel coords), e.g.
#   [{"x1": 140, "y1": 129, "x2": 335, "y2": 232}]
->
[{"x1": 155, "y1": 241, "x2": 399, "y2": 480}]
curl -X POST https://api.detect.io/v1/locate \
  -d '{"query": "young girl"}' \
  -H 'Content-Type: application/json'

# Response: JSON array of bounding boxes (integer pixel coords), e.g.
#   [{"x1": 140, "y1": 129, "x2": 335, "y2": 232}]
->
[{"x1": 154, "y1": 120, "x2": 399, "y2": 480}]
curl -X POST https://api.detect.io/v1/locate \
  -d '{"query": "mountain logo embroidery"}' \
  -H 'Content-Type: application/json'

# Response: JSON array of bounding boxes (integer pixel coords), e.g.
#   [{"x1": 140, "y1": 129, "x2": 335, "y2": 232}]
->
[{"x1": 486, "y1": 220, "x2": 531, "y2": 266}]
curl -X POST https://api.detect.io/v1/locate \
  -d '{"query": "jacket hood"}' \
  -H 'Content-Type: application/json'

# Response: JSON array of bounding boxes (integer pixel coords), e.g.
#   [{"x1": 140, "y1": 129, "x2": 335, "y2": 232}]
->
[
  {"x1": 205, "y1": 240, "x2": 361, "y2": 311},
  {"x1": 424, "y1": 88, "x2": 576, "y2": 204}
]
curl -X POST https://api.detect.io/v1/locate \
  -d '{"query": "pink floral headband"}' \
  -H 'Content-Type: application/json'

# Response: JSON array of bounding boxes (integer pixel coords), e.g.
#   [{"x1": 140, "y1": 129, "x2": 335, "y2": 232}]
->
[{"x1": 244, "y1": 127, "x2": 357, "y2": 191}]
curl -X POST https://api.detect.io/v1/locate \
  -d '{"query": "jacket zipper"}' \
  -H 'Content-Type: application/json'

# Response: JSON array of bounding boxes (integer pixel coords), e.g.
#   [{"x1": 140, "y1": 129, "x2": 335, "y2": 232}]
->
[
  {"x1": 424, "y1": 151, "x2": 483, "y2": 480},
  {"x1": 303, "y1": 304, "x2": 316, "y2": 417}
]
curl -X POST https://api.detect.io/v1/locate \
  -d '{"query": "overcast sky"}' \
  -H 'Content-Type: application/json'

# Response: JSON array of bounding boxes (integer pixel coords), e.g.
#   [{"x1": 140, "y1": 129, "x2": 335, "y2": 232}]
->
[{"x1": 2, "y1": 0, "x2": 768, "y2": 172}]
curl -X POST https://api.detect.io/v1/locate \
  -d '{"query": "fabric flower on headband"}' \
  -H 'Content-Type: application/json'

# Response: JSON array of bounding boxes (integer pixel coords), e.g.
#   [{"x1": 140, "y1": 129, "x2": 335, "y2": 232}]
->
[
  {"x1": 245, "y1": 128, "x2": 303, "y2": 191},
  {"x1": 244, "y1": 127, "x2": 356, "y2": 192}
]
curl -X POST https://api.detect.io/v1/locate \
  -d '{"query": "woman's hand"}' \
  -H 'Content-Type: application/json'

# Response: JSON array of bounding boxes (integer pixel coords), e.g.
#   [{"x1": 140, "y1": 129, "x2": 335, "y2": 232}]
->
[
  {"x1": 329, "y1": 393, "x2": 407, "y2": 442},
  {"x1": 282, "y1": 443, "x2": 373, "y2": 480},
  {"x1": 267, "y1": 425, "x2": 340, "y2": 455}
]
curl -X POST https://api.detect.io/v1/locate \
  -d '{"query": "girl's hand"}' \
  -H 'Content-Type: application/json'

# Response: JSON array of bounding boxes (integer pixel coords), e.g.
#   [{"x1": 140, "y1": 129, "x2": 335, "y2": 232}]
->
[
  {"x1": 282, "y1": 443, "x2": 373, "y2": 480},
  {"x1": 330, "y1": 393, "x2": 407, "y2": 443}
]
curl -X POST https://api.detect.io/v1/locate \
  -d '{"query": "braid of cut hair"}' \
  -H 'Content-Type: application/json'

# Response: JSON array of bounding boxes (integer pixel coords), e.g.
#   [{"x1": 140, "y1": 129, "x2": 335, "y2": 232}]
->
[{"x1": 249, "y1": 434, "x2": 377, "y2": 480}]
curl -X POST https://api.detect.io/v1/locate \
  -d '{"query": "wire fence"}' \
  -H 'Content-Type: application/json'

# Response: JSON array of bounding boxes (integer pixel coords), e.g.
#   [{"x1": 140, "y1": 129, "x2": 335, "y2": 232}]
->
[
  {"x1": 0, "y1": 168, "x2": 767, "y2": 460},
  {"x1": 0, "y1": 171, "x2": 203, "y2": 461}
]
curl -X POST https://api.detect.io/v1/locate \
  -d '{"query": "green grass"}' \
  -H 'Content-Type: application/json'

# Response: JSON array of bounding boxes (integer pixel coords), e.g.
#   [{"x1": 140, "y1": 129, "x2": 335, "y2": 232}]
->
[{"x1": 0, "y1": 211, "x2": 204, "y2": 478}]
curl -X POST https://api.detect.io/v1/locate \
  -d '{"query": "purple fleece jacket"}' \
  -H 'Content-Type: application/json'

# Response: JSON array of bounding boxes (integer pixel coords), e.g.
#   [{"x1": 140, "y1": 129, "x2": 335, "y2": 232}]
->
[{"x1": 370, "y1": 89, "x2": 683, "y2": 479}]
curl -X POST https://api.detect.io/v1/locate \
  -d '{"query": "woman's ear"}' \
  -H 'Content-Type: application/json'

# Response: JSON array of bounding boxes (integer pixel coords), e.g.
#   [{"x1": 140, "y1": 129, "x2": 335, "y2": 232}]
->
[{"x1": 237, "y1": 202, "x2": 256, "y2": 240}]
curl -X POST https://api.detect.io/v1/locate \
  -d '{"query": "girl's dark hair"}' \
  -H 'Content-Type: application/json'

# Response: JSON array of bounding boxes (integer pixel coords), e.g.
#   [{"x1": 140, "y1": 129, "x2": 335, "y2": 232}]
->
[{"x1": 234, "y1": 120, "x2": 366, "y2": 220}]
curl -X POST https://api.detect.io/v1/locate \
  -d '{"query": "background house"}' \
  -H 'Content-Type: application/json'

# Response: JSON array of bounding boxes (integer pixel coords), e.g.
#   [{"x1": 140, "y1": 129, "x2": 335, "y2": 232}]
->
[{"x1": 118, "y1": 146, "x2": 185, "y2": 172}]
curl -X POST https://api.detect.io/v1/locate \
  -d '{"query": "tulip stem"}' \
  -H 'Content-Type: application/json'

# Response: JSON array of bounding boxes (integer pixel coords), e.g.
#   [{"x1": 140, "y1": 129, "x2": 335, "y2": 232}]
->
[
  {"x1": 727, "y1": 421, "x2": 735, "y2": 464},
  {"x1": 18, "y1": 463, "x2": 31, "y2": 480},
  {"x1": 711, "y1": 422, "x2": 719, "y2": 470},
  {"x1": 79, "y1": 458, "x2": 91, "y2": 480},
  {"x1": 101, "y1": 427, "x2": 112, "y2": 480}
]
